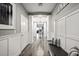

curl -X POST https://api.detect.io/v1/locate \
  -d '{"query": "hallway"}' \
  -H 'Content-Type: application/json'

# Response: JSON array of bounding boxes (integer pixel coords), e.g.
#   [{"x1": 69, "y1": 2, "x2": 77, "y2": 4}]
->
[{"x1": 0, "y1": 3, "x2": 79, "y2": 56}]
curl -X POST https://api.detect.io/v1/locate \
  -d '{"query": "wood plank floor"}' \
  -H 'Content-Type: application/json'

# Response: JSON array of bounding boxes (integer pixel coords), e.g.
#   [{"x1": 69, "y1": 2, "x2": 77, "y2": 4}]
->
[
  {"x1": 19, "y1": 44, "x2": 32, "y2": 56},
  {"x1": 49, "y1": 44, "x2": 68, "y2": 56},
  {"x1": 19, "y1": 42, "x2": 68, "y2": 56}
]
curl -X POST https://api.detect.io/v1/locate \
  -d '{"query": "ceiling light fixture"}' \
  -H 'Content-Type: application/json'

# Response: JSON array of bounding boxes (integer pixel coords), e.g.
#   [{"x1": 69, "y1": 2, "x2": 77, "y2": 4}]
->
[{"x1": 38, "y1": 3, "x2": 43, "y2": 6}]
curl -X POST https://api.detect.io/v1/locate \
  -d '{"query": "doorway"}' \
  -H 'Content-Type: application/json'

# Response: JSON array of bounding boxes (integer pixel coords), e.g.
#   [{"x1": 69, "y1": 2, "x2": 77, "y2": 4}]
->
[
  {"x1": 31, "y1": 15, "x2": 49, "y2": 42},
  {"x1": 32, "y1": 22, "x2": 47, "y2": 41}
]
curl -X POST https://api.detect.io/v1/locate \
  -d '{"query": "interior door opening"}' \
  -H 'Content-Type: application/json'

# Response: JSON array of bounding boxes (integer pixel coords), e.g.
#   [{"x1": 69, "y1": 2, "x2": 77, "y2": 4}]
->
[{"x1": 31, "y1": 15, "x2": 49, "y2": 42}]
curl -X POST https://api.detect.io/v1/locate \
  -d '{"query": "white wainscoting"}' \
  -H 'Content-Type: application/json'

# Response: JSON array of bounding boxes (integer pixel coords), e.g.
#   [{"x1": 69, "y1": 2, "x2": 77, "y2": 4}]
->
[
  {"x1": 0, "y1": 36, "x2": 8, "y2": 56},
  {"x1": 66, "y1": 10, "x2": 79, "y2": 41},
  {"x1": 65, "y1": 9, "x2": 79, "y2": 53},
  {"x1": 56, "y1": 17, "x2": 66, "y2": 51},
  {"x1": 8, "y1": 34, "x2": 21, "y2": 56},
  {"x1": 21, "y1": 33, "x2": 29, "y2": 51},
  {"x1": 55, "y1": 8, "x2": 79, "y2": 53},
  {"x1": 0, "y1": 33, "x2": 29, "y2": 56},
  {"x1": 66, "y1": 38, "x2": 79, "y2": 53}
]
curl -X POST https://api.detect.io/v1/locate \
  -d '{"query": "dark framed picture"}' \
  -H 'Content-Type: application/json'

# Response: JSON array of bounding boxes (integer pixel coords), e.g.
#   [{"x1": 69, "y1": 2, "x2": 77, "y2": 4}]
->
[{"x1": 0, "y1": 3, "x2": 13, "y2": 25}]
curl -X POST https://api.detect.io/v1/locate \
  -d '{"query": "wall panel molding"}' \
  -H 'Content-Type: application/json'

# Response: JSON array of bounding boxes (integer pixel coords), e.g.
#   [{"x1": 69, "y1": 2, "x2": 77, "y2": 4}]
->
[{"x1": 55, "y1": 7, "x2": 79, "y2": 53}]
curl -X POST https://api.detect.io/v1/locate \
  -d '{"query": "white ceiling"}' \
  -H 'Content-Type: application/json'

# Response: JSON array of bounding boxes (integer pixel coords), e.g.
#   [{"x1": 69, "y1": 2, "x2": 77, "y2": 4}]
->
[{"x1": 22, "y1": 3, "x2": 56, "y2": 13}]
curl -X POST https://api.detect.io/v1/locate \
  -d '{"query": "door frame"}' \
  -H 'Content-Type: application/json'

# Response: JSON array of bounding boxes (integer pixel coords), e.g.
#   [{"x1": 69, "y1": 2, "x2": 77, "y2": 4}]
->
[{"x1": 32, "y1": 21, "x2": 47, "y2": 42}]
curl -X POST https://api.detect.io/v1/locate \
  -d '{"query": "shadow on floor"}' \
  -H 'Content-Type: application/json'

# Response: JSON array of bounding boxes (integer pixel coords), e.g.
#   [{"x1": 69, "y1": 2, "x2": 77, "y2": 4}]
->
[{"x1": 49, "y1": 44, "x2": 68, "y2": 56}]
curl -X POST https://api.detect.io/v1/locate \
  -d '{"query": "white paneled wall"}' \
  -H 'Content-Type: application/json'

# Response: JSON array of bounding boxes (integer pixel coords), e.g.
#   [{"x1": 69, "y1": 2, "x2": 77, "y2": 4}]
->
[
  {"x1": 66, "y1": 39, "x2": 79, "y2": 53},
  {"x1": 66, "y1": 9, "x2": 79, "y2": 53},
  {"x1": 8, "y1": 34, "x2": 21, "y2": 56},
  {"x1": 0, "y1": 33, "x2": 29, "y2": 56},
  {"x1": 0, "y1": 36, "x2": 8, "y2": 56},
  {"x1": 56, "y1": 17, "x2": 66, "y2": 51},
  {"x1": 21, "y1": 15, "x2": 28, "y2": 51},
  {"x1": 0, "y1": 4, "x2": 29, "y2": 56},
  {"x1": 55, "y1": 9, "x2": 79, "y2": 53}
]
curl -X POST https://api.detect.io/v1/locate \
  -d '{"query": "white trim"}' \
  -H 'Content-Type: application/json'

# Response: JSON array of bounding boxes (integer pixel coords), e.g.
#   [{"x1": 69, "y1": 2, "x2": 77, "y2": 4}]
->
[
  {"x1": 65, "y1": 9, "x2": 79, "y2": 18},
  {"x1": 0, "y1": 24, "x2": 16, "y2": 29},
  {"x1": 56, "y1": 8, "x2": 79, "y2": 21},
  {"x1": 66, "y1": 35, "x2": 79, "y2": 42}
]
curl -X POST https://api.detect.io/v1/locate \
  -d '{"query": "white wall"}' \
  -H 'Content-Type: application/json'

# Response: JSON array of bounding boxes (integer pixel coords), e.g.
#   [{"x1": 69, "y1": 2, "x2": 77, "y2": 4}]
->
[
  {"x1": 0, "y1": 3, "x2": 29, "y2": 36},
  {"x1": 0, "y1": 3, "x2": 30, "y2": 56},
  {"x1": 49, "y1": 15, "x2": 55, "y2": 40},
  {"x1": 16, "y1": 4, "x2": 28, "y2": 33},
  {"x1": 0, "y1": 33, "x2": 28, "y2": 56},
  {"x1": 52, "y1": 3, "x2": 79, "y2": 53},
  {"x1": 56, "y1": 17, "x2": 66, "y2": 51},
  {"x1": 28, "y1": 16, "x2": 32, "y2": 43},
  {"x1": 15, "y1": 3, "x2": 30, "y2": 52}
]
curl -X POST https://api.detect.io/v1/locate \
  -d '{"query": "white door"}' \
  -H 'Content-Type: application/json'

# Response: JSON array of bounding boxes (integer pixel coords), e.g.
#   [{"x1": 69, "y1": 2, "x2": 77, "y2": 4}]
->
[{"x1": 21, "y1": 15, "x2": 28, "y2": 51}]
